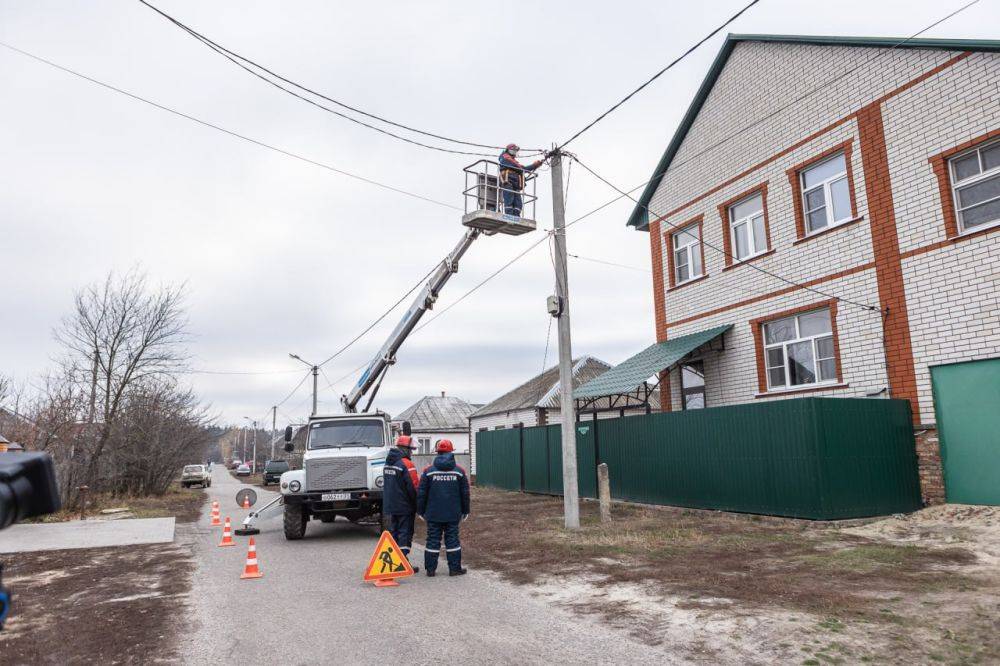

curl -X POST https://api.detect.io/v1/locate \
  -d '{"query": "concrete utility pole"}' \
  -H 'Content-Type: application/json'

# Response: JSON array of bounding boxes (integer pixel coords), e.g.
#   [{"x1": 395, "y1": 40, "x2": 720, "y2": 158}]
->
[
  {"x1": 549, "y1": 149, "x2": 580, "y2": 530},
  {"x1": 271, "y1": 405, "x2": 277, "y2": 460},
  {"x1": 243, "y1": 416, "x2": 257, "y2": 473},
  {"x1": 289, "y1": 353, "x2": 319, "y2": 416}
]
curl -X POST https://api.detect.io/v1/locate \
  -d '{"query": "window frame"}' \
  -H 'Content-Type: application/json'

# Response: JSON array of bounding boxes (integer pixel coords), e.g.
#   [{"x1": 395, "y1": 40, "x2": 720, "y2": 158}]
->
[
  {"x1": 729, "y1": 193, "x2": 767, "y2": 262},
  {"x1": 680, "y1": 359, "x2": 706, "y2": 410},
  {"x1": 786, "y1": 140, "x2": 859, "y2": 241},
  {"x1": 665, "y1": 216, "x2": 706, "y2": 288},
  {"x1": 750, "y1": 300, "x2": 844, "y2": 396},
  {"x1": 947, "y1": 138, "x2": 1000, "y2": 234}
]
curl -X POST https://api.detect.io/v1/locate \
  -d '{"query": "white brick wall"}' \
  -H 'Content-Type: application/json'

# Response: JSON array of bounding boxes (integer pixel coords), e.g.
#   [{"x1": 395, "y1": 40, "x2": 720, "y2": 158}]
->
[{"x1": 645, "y1": 42, "x2": 1000, "y2": 425}]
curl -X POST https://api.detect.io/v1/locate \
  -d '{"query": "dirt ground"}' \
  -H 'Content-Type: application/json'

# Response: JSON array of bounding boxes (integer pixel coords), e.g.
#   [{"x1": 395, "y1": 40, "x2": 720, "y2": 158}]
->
[
  {"x1": 460, "y1": 488, "x2": 1000, "y2": 665},
  {"x1": 0, "y1": 487, "x2": 205, "y2": 664},
  {"x1": 29, "y1": 482, "x2": 206, "y2": 525}
]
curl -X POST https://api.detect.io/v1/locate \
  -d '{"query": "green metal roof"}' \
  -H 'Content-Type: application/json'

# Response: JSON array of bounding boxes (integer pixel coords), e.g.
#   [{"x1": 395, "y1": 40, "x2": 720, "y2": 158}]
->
[
  {"x1": 627, "y1": 33, "x2": 1000, "y2": 231},
  {"x1": 573, "y1": 324, "x2": 732, "y2": 399}
]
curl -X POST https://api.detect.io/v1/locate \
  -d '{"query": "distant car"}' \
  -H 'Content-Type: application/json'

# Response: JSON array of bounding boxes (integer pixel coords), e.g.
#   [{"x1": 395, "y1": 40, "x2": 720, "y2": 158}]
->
[
  {"x1": 182, "y1": 464, "x2": 212, "y2": 488},
  {"x1": 229, "y1": 459, "x2": 242, "y2": 470},
  {"x1": 261, "y1": 459, "x2": 289, "y2": 486},
  {"x1": 235, "y1": 463, "x2": 251, "y2": 477}
]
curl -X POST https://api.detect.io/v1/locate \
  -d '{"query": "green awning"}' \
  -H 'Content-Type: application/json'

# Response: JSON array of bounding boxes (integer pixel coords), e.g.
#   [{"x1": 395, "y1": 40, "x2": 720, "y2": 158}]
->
[{"x1": 573, "y1": 324, "x2": 732, "y2": 400}]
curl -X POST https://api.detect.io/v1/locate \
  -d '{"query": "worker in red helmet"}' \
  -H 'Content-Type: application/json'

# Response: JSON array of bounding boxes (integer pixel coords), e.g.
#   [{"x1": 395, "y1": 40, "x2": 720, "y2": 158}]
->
[
  {"x1": 498, "y1": 143, "x2": 544, "y2": 217},
  {"x1": 416, "y1": 438, "x2": 470, "y2": 577},
  {"x1": 382, "y1": 434, "x2": 420, "y2": 572}
]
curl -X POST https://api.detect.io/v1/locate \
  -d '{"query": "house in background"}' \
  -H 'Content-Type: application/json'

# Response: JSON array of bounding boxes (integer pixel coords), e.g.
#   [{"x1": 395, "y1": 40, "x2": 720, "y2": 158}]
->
[
  {"x1": 469, "y1": 356, "x2": 659, "y2": 473},
  {"x1": 627, "y1": 34, "x2": 1000, "y2": 505},
  {"x1": 393, "y1": 392, "x2": 480, "y2": 454},
  {"x1": 0, "y1": 434, "x2": 24, "y2": 452}
]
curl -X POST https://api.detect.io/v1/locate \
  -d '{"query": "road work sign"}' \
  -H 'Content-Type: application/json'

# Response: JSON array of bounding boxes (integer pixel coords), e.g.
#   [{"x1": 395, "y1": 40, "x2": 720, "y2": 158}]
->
[{"x1": 364, "y1": 531, "x2": 414, "y2": 586}]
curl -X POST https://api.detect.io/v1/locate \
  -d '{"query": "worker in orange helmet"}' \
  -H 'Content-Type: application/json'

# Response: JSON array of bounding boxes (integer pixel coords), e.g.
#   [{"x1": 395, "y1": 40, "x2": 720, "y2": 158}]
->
[
  {"x1": 498, "y1": 143, "x2": 544, "y2": 217},
  {"x1": 416, "y1": 439, "x2": 470, "y2": 576},
  {"x1": 382, "y1": 435, "x2": 420, "y2": 572}
]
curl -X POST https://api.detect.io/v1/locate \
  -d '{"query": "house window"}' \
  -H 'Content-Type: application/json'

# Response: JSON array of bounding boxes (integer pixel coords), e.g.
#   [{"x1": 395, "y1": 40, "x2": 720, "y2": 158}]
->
[
  {"x1": 680, "y1": 361, "x2": 705, "y2": 409},
  {"x1": 799, "y1": 152, "x2": 852, "y2": 234},
  {"x1": 728, "y1": 192, "x2": 767, "y2": 261},
  {"x1": 763, "y1": 307, "x2": 837, "y2": 390},
  {"x1": 418, "y1": 437, "x2": 431, "y2": 454},
  {"x1": 672, "y1": 222, "x2": 703, "y2": 284},
  {"x1": 949, "y1": 139, "x2": 1000, "y2": 233},
  {"x1": 493, "y1": 425, "x2": 505, "y2": 430}
]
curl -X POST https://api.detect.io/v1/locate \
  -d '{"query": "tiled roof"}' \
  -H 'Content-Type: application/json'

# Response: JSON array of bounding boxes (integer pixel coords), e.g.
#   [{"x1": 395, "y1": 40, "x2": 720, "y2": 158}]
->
[
  {"x1": 470, "y1": 356, "x2": 613, "y2": 418},
  {"x1": 394, "y1": 395, "x2": 478, "y2": 431}
]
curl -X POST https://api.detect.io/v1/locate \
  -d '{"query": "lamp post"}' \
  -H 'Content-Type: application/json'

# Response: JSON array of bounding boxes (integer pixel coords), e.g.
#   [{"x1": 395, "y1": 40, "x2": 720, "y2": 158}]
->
[
  {"x1": 243, "y1": 416, "x2": 257, "y2": 474},
  {"x1": 289, "y1": 353, "x2": 319, "y2": 416}
]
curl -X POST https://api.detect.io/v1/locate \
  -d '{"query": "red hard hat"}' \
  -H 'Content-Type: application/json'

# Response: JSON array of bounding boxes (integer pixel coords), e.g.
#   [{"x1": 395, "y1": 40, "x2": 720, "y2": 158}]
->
[
  {"x1": 506, "y1": 143, "x2": 519, "y2": 151},
  {"x1": 396, "y1": 435, "x2": 414, "y2": 448},
  {"x1": 436, "y1": 439, "x2": 454, "y2": 453}
]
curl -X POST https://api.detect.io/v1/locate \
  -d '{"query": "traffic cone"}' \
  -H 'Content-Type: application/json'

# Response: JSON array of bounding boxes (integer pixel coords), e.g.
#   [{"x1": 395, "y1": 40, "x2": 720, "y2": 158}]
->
[
  {"x1": 218, "y1": 516, "x2": 236, "y2": 547},
  {"x1": 240, "y1": 537, "x2": 263, "y2": 579},
  {"x1": 242, "y1": 495, "x2": 250, "y2": 509},
  {"x1": 210, "y1": 501, "x2": 222, "y2": 526}
]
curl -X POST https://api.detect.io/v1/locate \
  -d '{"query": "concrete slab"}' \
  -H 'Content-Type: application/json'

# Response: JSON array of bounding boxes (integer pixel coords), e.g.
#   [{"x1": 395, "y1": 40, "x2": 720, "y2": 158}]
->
[{"x1": 0, "y1": 517, "x2": 175, "y2": 553}]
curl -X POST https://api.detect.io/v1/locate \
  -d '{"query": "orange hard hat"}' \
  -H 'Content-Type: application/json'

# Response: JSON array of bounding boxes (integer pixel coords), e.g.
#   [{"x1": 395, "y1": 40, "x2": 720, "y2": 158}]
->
[
  {"x1": 396, "y1": 435, "x2": 414, "y2": 448},
  {"x1": 435, "y1": 439, "x2": 454, "y2": 453}
]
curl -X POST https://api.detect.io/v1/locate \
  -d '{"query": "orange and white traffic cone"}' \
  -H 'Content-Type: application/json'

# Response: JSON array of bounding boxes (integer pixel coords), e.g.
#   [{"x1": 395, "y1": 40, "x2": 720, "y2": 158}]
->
[
  {"x1": 240, "y1": 537, "x2": 263, "y2": 579},
  {"x1": 242, "y1": 495, "x2": 250, "y2": 509},
  {"x1": 210, "y1": 501, "x2": 222, "y2": 526},
  {"x1": 218, "y1": 516, "x2": 236, "y2": 547}
]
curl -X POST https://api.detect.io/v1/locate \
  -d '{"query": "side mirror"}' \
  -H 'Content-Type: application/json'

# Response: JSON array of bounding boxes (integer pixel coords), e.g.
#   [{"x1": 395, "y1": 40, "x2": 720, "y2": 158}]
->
[
  {"x1": 284, "y1": 425, "x2": 293, "y2": 442},
  {"x1": 402, "y1": 421, "x2": 412, "y2": 436},
  {"x1": 284, "y1": 442, "x2": 294, "y2": 453}
]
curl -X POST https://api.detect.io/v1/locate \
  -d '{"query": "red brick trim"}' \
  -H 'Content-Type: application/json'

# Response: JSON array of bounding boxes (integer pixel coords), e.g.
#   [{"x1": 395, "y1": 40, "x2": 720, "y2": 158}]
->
[
  {"x1": 667, "y1": 262, "x2": 874, "y2": 329},
  {"x1": 749, "y1": 299, "x2": 842, "y2": 395},
  {"x1": 786, "y1": 140, "x2": 858, "y2": 240},
  {"x1": 647, "y1": 52, "x2": 972, "y2": 228},
  {"x1": 791, "y1": 215, "x2": 865, "y2": 245},
  {"x1": 658, "y1": 369, "x2": 672, "y2": 412},
  {"x1": 649, "y1": 218, "x2": 668, "y2": 342},
  {"x1": 716, "y1": 182, "x2": 771, "y2": 267},
  {"x1": 664, "y1": 216, "x2": 706, "y2": 290},
  {"x1": 754, "y1": 383, "x2": 850, "y2": 399},
  {"x1": 901, "y1": 222, "x2": 1000, "y2": 259},
  {"x1": 857, "y1": 103, "x2": 920, "y2": 423},
  {"x1": 667, "y1": 273, "x2": 708, "y2": 292},
  {"x1": 722, "y1": 248, "x2": 776, "y2": 271},
  {"x1": 928, "y1": 127, "x2": 1000, "y2": 239}
]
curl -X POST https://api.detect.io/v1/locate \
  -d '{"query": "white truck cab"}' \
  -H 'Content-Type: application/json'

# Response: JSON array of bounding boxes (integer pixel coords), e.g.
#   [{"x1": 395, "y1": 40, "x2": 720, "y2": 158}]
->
[{"x1": 277, "y1": 413, "x2": 403, "y2": 540}]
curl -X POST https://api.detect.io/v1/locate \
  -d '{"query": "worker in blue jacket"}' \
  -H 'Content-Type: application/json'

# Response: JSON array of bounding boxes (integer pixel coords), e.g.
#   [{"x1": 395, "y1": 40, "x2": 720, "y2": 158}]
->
[
  {"x1": 416, "y1": 439, "x2": 470, "y2": 576},
  {"x1": 382, "y1": 435, "x2": 420, "y2": 572},
  {"x1": 498, "y1": 143, "x2": 544, "y2": 217}
]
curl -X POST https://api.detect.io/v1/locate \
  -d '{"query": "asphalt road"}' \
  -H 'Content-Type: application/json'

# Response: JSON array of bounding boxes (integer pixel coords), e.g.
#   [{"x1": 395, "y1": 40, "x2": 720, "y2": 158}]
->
[{"x1": 181, "y1": 466, "x2": 671, "y2": 665}]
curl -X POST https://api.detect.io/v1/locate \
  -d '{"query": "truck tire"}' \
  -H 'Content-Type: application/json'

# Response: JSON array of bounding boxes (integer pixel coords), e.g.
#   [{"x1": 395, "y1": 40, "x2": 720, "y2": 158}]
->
[{"x1": 283, "y1": 503, "x2": 307, "y2": 540}]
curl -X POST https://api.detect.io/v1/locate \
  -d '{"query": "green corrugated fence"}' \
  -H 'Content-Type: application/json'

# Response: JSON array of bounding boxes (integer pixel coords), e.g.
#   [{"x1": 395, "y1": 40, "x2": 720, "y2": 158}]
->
[{"x1": 474, "y1": 397, "x2": 922, "y2": 520}]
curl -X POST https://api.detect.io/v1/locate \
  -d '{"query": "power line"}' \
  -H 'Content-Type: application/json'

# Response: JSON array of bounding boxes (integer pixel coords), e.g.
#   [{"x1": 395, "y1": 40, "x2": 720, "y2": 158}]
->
[
  {"x1": 568, "y1": 253, "x2": 650, "y2": 273},
  {"x1": 570, "y1": 155, "x2": 879, "y2": 311},
  {"x1": 276, "y1": 369, "x2": 313, "y2": 408},
  {"x1": 138, "y1": 0, "x2": 537, "y2": 156},
  {"x1": 0, "y1": 41, "x2": 461, "y2": 212},
  {"x1": 559, "y1": 0, "x2": 763, "y2": 148}
]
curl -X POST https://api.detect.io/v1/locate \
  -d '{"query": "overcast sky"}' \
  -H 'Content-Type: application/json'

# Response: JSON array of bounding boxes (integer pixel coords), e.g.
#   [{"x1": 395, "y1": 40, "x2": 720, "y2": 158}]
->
[{"x1": 1, "y1": 0, "x2": 995, "y2": 426}]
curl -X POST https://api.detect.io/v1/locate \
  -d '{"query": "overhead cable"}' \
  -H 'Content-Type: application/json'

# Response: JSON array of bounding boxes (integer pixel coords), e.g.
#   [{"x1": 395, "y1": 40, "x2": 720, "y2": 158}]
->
[{"x1": 0, "y1": 41, "x2": 461, "y2": 211}]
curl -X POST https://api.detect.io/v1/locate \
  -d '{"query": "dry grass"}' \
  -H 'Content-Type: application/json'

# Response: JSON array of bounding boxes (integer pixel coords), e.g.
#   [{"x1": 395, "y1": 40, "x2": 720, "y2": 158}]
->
[{"x1": 30, "y1": 482, "x2": 206, "y2": 524}]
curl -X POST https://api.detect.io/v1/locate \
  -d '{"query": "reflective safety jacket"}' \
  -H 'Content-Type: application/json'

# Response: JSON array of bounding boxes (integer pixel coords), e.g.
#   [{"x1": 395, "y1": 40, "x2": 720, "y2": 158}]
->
[
  {"x1": 416, "y1": 453, "x2": 471, "y2": 523},
  {"x1": 383, "y1": 447, "x2": 419, "y2": 515},
  {"x1": 498, "y1": 151, "x2": 540, "y2": 192}
]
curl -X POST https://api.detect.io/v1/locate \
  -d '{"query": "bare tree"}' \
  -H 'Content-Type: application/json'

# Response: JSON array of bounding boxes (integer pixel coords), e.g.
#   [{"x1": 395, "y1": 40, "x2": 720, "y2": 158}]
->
[{"x1": 54, "y1": 270, "x2": 190, "y2": 489}]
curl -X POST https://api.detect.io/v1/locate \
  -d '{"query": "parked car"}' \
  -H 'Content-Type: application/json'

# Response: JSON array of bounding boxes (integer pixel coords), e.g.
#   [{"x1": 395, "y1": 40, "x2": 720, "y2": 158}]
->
[
  {"x1": 181, "y1": 464, "x2": 212, "y2": 488},
  {"x1": 229, "y1": 459, "x2": 242, "y2": 470},
  {"x1": 235, "y1": 463, "x2": 251, "y2": 477},
  {"x1": 261, "y1": 459, "x2": 289, "y2": 486}
]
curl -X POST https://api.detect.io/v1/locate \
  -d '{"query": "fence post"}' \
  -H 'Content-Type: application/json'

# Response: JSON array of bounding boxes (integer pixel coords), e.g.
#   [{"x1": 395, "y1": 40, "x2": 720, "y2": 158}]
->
[{"x1": 597, "y1": 463, "x2": 611, "y2": 524}]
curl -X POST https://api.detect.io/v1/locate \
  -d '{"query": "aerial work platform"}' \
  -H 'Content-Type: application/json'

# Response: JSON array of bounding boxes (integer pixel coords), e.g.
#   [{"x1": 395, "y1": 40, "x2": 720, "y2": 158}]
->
[{"x1": 461, "y1": 159, "x2": 538, "y2": 236}]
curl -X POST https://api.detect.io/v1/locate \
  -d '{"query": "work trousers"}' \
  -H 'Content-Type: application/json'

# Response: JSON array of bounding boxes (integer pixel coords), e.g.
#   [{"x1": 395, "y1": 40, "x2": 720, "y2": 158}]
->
[
  {"x1": 387, "y1": 513, "x2": 415, "y2": 559},
  {"x1": 424, "y1": 520, "x2": 461, "y2": 573},
  {"x1": 501, "y1": 188, "x2": 523, "y2": 217}
]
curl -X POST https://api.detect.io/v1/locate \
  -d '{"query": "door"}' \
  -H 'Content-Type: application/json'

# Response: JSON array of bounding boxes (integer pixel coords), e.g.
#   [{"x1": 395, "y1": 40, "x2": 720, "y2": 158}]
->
[{"x1": 931, "y1": 358, "x2": 1000, "y2": 505}]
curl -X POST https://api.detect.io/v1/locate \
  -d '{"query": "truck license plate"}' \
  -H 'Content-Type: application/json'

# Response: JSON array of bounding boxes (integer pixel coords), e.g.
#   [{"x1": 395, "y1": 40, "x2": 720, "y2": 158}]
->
[{"x1": 322, "y1": 493, "x2": 350, "y2": 501}]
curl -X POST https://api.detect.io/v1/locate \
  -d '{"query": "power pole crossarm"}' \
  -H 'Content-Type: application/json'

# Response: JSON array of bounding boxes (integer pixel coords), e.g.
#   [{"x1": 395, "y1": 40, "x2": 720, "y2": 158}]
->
[{"x1": 549, "y1": 150, "x2": 580, "y2": 530}]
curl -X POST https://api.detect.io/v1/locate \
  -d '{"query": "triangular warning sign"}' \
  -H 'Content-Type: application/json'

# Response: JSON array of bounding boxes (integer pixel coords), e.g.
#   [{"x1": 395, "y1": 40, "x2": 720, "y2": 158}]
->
[{"x1": 363, "y1": 531, "x2": 415, "y2": 582}]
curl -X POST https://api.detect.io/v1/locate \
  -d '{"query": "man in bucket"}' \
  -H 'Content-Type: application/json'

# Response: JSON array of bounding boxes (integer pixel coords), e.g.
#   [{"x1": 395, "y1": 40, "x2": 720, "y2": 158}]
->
[
  {"x1": 416, "y1": 439, "x2": 470, "y2": 577},
  {"x1": 382, "y1": 435, "x2": 420, "y2": 572},
  {"x1": 498, "y1": 143, "x2": 543, "y2": 217}
]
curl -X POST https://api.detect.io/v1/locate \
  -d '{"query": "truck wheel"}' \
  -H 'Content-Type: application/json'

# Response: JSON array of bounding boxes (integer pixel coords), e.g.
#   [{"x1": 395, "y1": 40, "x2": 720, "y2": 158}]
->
[{"x1": 283, "y1": 503, "x2": 307, "y2": 540}]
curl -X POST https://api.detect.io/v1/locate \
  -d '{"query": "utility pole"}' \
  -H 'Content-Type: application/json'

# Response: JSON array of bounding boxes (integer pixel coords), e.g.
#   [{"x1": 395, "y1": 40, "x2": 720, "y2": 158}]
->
[
  {"x1": 290, "y1": 353, "x2": 319, "y2": 416},
  {"x1": 549, "y1": 148, "x2": 580, "y2": 530},
  {"x1": 271, "y1": 405, "x2": 277, "y2": 460},
  {"x1": 243, "y1": 416, "x2": 257, "y2": 473}
]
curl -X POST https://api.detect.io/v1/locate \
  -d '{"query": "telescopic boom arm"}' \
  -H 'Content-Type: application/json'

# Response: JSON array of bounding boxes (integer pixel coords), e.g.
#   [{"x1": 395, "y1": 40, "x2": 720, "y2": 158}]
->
[{"x1": 340, "y1": 228, "x2": 481, "y2": 413}]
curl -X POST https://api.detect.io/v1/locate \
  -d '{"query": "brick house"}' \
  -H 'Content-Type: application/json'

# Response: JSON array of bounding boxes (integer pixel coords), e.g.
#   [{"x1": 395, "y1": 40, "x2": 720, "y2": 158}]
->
[{"x1": 629, "y1": 35, "x2": 1000, "y2": 505}]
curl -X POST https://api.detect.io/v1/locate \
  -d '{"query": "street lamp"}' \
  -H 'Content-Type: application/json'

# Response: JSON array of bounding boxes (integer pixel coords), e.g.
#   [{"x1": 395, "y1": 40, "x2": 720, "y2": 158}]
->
[
  {"x1": 243, "y1": 416, "x2": 257, "y2": 474},
  {"x1": 289, "y1": 353, "x2": 319, "y2": 417}
]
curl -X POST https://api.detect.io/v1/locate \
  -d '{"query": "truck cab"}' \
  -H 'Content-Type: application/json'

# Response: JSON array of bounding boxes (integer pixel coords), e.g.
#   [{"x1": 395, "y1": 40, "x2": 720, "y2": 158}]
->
[{"x1": 277, "y1": 413, "x2": 403, "y2": 540}]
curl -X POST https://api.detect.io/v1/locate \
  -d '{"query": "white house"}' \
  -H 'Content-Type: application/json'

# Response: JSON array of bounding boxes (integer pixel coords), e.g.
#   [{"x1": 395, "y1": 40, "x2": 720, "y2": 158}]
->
[{"x1": 393, "y1": 392, "x2": 479, "y2": 455}]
